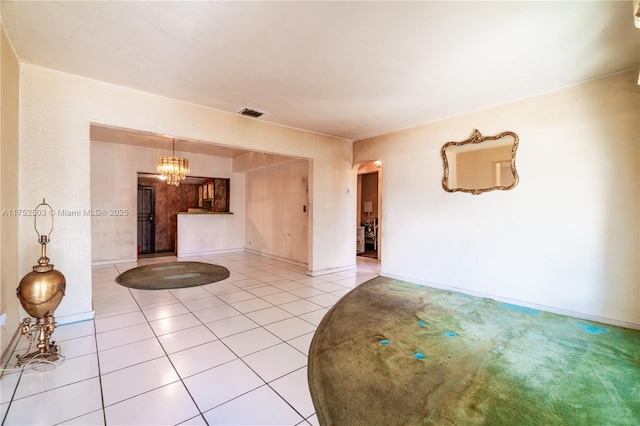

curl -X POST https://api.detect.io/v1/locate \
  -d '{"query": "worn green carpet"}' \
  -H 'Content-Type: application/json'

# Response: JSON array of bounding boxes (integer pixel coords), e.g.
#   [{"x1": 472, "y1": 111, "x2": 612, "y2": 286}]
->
[
  {"x1": 115, "y1": 261, "x2": 230, "y2": 290},
  {"x1": 308, "y1": 277, "x2": 640, "y2": 425}
]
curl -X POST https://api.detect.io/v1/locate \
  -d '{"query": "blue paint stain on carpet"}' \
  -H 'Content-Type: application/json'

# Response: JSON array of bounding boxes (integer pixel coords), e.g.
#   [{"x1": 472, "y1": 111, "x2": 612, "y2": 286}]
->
[
  {"x1": 499, "y1": 302, "x2": 541, "y2": 316},
  {"x1": 577, "y1": 323, "x2": 609, "y2": 334}
]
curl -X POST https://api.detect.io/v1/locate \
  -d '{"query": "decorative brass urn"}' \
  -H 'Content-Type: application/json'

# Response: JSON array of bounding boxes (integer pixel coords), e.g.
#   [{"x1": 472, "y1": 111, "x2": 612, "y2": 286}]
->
[{"x1": 16, "y1": 199, "x2": 66, "y2": 365}]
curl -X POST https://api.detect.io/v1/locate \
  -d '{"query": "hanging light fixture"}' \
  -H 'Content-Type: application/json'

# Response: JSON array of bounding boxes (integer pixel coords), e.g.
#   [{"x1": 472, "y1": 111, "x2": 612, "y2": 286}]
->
[{"x1": 157, "y1": 138, "x2": 190, "y2": 186}]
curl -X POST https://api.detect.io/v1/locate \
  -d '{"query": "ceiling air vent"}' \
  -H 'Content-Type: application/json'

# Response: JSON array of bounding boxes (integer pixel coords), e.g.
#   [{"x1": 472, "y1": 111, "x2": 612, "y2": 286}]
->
[{"x1": 238, "y1": 108, "x2": 264, "y2": 118}]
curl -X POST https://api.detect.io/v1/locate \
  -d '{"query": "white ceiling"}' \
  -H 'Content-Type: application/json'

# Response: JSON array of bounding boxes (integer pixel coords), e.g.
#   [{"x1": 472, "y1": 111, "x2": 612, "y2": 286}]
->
[{"x1": 2, "y1": 1, "x2": 639, "y2": 141}]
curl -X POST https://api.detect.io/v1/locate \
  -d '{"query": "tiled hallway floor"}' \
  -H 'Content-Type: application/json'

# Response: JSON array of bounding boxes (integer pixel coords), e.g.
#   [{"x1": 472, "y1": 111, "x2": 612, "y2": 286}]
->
[{"x1": 1, "y1": 252, "x2": 380, "y2": 425}]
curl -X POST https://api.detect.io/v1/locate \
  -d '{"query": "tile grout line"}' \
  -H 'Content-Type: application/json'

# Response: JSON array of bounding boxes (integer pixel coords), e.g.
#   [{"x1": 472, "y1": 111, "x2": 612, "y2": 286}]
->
[
  {"x1": 112, "y1": 259, "x2": 305, "y2": 423},
  {"x1": 118, "y1": 281, "x2": 212, "y2": 425},
  {"x1": 12, "y1": 255, "x2": 378, "y2": 425}
]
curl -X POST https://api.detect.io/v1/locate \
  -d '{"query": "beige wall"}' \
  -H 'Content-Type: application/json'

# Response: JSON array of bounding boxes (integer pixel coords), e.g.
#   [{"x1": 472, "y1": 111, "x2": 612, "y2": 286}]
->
[
  {"x1": 90, "y1": 140, "x2": 245, "y2": 263},
  {"x1": 20, "y1": 64, "x2": 355, "y2": 324},
  {"x1": 245, "y1": 160, "x2": 309, "y2": 265},
  {"x1": 354, "y1": 70, "x2": 640, "y2": 328},
  {"x1": 11, "y1": 36, "x2": 637, "y2": 340},
  {"x1": 177, "y1": 213, "x2": 244, "y2": 257},
  {"x1": 0, "y1": 22, "x2": 20, "y2": 359}
]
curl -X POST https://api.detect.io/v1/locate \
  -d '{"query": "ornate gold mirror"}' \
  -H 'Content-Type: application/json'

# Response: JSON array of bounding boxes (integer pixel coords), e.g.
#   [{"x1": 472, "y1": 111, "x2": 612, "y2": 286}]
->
[{"x1": 441, "y1": 129, "x2": 519, "y2": 195}]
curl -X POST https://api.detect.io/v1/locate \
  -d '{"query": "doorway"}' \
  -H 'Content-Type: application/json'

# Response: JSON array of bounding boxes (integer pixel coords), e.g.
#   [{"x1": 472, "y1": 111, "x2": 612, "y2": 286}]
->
[
  {"x1": 357, "y1": 161, "x2": 381, "y2": 260},
  {"x1": 137, "y1": 173, "x2": 222, "y2": 258},
  {"x1": 137, "y1": 174, "x2": 184, "y2": 258}
]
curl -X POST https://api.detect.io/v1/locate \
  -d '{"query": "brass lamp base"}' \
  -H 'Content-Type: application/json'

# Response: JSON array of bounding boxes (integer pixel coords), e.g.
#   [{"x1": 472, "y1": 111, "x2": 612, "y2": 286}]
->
[
  {"x1": 15, "y1": 199, "x2": 65, "y2": 367},
  {"x1": 15, "y1": 316, "x2": 60, "y2": 366}
]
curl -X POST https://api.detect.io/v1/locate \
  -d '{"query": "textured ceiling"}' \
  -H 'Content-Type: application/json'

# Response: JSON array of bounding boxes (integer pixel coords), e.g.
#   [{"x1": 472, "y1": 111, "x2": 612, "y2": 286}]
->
[{"x1": 2, "y1": 1, "x2": 639, "y2": 141}]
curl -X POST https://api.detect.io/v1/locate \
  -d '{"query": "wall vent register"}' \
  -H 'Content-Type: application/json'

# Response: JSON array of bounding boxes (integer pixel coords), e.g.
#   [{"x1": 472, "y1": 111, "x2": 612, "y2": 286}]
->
[{"x1": 238, "y1": 108, "x2": 264, "y2": 118}]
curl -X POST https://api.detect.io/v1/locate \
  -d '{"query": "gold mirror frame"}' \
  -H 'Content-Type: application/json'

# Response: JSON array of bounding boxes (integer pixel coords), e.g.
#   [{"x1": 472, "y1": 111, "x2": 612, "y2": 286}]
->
[{"x1": 441, "y1": 129, "x2": 519, "y2": 195}]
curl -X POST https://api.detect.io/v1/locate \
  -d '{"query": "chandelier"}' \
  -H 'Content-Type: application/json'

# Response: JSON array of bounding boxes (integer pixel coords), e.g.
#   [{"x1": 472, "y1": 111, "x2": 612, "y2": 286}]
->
[{"x1": 157, "y1": 138, "x2": 190, "y2": 186}]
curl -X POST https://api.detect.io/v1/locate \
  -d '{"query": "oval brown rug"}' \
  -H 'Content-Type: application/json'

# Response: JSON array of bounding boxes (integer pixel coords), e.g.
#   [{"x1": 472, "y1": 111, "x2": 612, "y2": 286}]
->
[{"x1": 115, "y1": 261, "x2": 230, "y2": 290}]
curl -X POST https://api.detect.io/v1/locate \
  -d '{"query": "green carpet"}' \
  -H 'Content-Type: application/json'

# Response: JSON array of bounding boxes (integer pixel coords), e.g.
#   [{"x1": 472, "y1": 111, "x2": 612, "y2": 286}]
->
[
  {"x1": 308, "y1": 276, "x2": 640, "y2": 425},
  {"x1": 115, "y1": 261, "x2": 230, "y2": 290}
]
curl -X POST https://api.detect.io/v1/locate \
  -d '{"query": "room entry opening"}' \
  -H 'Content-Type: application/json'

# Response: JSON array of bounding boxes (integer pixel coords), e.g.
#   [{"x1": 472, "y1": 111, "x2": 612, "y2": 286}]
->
[
  {"x1": 357, "y1": 161, "x2": 381, "y2": 260},
  {"x1": 136, "y1": 173, "x2": 231, "y2": 258}
]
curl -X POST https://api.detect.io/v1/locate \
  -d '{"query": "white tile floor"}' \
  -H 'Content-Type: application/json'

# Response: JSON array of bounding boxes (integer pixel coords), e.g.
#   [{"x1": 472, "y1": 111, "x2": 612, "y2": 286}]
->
[{"x1": 1, "y1": 252, "x2": 380, "y2": 425}]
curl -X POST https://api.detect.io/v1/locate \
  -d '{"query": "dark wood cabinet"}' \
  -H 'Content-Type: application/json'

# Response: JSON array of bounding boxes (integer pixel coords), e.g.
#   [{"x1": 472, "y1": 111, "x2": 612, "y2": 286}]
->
[{"x1": 199, "y1": 178, "x2": 230, "y2": 212}]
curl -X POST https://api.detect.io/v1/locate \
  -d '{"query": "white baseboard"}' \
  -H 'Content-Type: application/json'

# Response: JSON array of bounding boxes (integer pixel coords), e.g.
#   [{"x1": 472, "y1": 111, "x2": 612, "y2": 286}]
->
[
  {"x1": 92, "y1": 257, "x2": 137, "y2": 266},
  {"x1": 243, "y1": 249, "x2": 308, "y2": 269},
  {"x1": 56, "y1": 311, "x2": 95, "y2": 326},
  {"x1": 308, "y1": 263, "x2": 357, "y2": 277},
  {"x1": 177, "y1": 248, "x2": 244, "y2": 258},
  {"x1": 382, "y1": 272, "x2": 640, "y2": 331}
]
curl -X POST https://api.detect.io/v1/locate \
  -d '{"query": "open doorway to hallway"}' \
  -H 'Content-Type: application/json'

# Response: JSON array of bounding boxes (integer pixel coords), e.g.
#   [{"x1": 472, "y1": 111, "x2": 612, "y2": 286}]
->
[
  {"x1": 136, "y1": 173, "x2": 204, "y2": 258},
  {"x1": 357, "y1": 161, "x2": 381, "y2": 260},
  {"x1": 137, "y1": 173, "x2": 181, "y2": 258}
]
